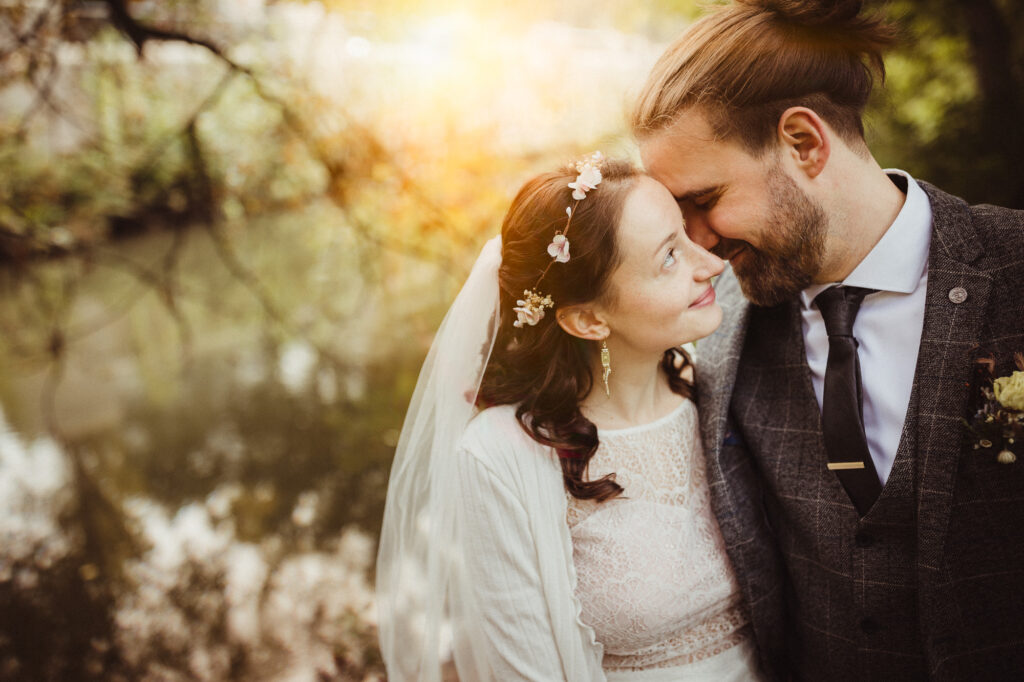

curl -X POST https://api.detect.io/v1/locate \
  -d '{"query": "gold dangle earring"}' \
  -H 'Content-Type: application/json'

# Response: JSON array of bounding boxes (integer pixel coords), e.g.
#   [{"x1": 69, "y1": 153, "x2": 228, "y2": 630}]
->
[{"x1": 601, "y1": 340, "x2": 612, "y2": 397}]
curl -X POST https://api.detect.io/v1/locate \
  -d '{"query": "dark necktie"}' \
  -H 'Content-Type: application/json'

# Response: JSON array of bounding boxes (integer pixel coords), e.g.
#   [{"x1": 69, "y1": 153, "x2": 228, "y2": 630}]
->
[{"x1": 814, "y1": 285, "x2": 882, "y2": 516}]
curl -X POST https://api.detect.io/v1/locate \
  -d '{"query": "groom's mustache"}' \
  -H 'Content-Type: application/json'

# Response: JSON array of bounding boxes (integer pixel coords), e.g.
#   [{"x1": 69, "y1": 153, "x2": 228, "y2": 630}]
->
[{"x1": 710, "y1": 238, "x2": 749, "y2": 261}]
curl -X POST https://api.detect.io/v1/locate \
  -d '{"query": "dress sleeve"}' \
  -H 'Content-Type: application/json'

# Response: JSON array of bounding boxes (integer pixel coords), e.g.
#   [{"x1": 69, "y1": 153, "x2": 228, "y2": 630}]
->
[{"x1": 452, "y1": 444, "x2": 567, "y2": 681}]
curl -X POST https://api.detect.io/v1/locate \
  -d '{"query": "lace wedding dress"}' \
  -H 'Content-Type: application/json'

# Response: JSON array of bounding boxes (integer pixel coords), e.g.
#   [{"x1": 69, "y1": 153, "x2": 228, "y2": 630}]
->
[
  {"x1": 378, "y1": 237, "x2": 760, "y2": 680},
  {"x1": 567, "y1": 399, "x2": 759, "y2": 680}
]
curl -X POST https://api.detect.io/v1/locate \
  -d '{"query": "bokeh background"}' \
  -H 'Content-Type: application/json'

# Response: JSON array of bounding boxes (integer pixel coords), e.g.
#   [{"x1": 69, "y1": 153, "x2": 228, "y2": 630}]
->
[{"x1": 0, "y1": 1, "x2": 1020, "y2": 680}]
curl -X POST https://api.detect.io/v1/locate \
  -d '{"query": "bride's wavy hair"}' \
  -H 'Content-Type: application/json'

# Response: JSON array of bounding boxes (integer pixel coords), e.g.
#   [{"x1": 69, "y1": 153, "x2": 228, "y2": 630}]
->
[{"x1": 478, "y1": 158, "x2": 694, "y2": 502}]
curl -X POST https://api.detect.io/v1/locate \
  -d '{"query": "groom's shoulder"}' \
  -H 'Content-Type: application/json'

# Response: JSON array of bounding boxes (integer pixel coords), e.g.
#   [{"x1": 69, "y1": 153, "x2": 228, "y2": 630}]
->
[
  {"x1": 922, "y1": 181, "x2": 1024, "y2": 263},
  {"x1": 715, "y1": 266, "x2": 745, "y2": 305},
  {"x1": 969, "y1": 201, "x2": 1024, "y2": 252},
  {"x1": 966, "y1": 200, "x2": 1024, "y2": 280}
]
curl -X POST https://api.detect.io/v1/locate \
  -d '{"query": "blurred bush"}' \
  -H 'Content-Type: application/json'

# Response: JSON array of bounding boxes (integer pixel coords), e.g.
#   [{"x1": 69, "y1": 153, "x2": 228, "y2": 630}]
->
[{"x1": 866, "y1": 0, "x2": 1023, "y2": 208}]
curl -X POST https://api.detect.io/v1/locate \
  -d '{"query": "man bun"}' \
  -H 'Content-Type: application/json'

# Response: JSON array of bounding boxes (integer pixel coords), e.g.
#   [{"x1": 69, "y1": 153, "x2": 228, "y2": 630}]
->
[
  {"x1": 632, "y1": 0, "x2": 900, "y2": 152},
  {"x1": 739, "y1": 0, "x2": 869, "y2": 26},
  {"x1": 738, "y1": 0, "x2": 898, "y2": 66}
]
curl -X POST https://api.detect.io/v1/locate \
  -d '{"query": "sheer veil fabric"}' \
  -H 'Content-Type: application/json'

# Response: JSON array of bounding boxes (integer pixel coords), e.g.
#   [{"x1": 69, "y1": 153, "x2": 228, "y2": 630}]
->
[{"x1": 376, "y1": 236, "x2": 502, "y2": 681}]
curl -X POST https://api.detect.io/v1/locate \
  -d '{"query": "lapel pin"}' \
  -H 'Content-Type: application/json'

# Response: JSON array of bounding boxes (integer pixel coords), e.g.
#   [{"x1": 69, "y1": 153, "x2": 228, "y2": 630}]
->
[{"x1": 948, "y1": 287, "x2": 968, "y2": 304}]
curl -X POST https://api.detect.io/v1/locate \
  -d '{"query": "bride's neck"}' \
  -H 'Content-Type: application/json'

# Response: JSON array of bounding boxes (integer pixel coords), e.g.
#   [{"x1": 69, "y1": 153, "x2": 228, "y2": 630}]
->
[{"x1": 579, "y1": 345, "x2": 680, "y2": 430}]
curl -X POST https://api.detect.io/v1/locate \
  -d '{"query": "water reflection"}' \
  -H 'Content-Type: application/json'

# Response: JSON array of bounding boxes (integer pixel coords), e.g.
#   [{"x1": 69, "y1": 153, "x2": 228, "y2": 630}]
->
[
  {"x1": 0, "y1": 213, "x2": 441, "y2": 679},
  {"x1": 114, "y1": 498, "x2": 380, "y2": 681},
  {"x1": 0, "y1": 409, "x2": 73, "y2": 586}
]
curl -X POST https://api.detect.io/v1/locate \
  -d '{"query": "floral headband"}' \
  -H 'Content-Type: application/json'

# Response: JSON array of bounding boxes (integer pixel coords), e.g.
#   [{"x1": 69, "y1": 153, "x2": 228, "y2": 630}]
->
[{"x1": 513, "y1": 151, "x2": 605, "y2": 328}]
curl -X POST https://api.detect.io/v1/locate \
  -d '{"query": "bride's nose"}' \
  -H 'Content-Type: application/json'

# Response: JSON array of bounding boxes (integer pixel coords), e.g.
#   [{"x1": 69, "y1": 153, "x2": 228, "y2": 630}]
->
[{"x1": 688, "y1": 241, "x2": 725, "y2": 281}]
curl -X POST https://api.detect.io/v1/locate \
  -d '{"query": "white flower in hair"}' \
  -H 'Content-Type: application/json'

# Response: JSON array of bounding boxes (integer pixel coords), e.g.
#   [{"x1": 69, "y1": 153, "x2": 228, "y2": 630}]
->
[
  {"x1": 512, "y1": 289, "x2": 553, "y2": 328},
  {"x1": 513, "y1": 305, "x2": 544, "y2": 328},
  {"x1": 512, "y1": 152, "x2": 605, "y2": 332},
  {"x1": 568, "y1": 166, "x2": 602, "y2": 200},
  {"x1": 547, "y1": 233, "x2": 570, "y2": 263},
  {"x1": 575, "y1": 150, "x2": 605, "y2": 172}
]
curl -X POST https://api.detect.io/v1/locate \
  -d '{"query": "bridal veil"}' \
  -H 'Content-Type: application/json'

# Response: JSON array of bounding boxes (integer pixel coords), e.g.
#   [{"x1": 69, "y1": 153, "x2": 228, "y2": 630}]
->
[{"x1": 376, "y1": 236, "x2": 502, "y2": 681}]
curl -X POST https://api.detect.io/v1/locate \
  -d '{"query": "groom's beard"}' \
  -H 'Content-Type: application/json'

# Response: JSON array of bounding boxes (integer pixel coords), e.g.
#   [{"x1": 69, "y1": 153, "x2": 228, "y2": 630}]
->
[{"x1": 717, "y1": 165, "x2": 827, "y2": 307}]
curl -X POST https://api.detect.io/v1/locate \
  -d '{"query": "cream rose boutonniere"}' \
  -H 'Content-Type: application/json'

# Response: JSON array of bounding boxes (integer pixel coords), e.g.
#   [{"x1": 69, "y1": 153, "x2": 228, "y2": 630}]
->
[
  {"x1": 993, "y1": 370, "x2": 1024, "y2": 412},
  {"x1": 966, "y1": 353, "x2": 1024, "y2": 464}
]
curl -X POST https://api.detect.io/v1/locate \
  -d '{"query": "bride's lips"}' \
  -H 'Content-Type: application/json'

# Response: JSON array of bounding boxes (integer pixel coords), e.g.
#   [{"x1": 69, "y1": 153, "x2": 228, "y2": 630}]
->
[{"x1": 689, "y1": 286, "x2": 716, "y2": 309}]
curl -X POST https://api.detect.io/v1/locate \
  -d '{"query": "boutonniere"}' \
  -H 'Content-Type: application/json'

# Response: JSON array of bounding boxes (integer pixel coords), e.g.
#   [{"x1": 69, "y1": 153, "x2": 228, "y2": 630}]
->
[{"x1": 965, "y1": 352, "x2": 1024, "y2": 464}]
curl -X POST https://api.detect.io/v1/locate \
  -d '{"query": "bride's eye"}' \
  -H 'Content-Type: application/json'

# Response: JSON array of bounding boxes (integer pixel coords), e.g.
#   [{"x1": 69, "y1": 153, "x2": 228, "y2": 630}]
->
[{"x1": 663, "y1": 248, "x2": 677, "y2": 268}]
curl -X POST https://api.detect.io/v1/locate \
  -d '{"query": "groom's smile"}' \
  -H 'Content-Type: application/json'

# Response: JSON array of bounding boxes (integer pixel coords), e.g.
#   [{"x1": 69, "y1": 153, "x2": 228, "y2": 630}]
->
[{"x1": 639, "y1": 108, "x2": 827, "y2": 306}]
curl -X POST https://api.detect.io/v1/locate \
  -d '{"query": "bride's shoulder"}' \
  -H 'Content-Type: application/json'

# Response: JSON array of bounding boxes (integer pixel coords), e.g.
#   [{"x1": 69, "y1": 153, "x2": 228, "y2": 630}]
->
[
  {"x1": 461, "y1": 404, "x2": 526, "y2": 447},
  {"x1": 459, "y1": 404, "x2": 545, "y2": 464}
]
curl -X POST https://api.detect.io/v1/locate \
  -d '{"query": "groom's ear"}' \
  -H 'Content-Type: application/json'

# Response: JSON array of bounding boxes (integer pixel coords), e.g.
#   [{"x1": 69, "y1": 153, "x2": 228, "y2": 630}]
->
[
  {"x1": 556, "y1": 305, "x2": 609, "y2": 342},
  {"x1": 777, "y1": 107, "x2": 830, "y2": 179}
]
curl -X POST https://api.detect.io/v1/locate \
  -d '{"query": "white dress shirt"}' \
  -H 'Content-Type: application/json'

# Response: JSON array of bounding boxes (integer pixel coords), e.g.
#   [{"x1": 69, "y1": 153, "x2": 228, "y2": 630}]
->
[{"x1": 800, "y1": 170, "x2": 932, "y2": 485}]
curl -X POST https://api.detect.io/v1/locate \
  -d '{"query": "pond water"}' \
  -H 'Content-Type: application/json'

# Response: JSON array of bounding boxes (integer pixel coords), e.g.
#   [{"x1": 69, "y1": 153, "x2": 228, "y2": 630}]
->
[{"x1": 0, "y1": 203, "x2": 468, "y2": 681}]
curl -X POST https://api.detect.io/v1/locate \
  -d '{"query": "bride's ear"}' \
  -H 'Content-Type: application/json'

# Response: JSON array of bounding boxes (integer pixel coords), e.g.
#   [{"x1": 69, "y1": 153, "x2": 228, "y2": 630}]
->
[{"x1": 556, "y1": 305, "x2": 609, "y2": 341}]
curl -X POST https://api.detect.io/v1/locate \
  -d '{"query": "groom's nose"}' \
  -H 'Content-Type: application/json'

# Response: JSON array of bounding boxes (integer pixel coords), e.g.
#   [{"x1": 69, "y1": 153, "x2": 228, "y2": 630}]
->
[{"x1": 682, "y1": 214, "x2": 720, "y2": 251}]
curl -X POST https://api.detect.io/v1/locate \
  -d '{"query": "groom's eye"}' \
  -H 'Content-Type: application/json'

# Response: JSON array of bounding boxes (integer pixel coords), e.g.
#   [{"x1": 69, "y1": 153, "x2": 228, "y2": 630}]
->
[{"x1": 693, "y1": 193, "x2": 718, "y2": 209}]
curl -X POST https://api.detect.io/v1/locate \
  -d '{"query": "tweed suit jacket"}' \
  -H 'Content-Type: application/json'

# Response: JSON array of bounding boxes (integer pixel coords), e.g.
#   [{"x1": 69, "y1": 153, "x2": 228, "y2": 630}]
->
[{"x1": 695, "y1": 182, "x2": 1024, "y2": 681}]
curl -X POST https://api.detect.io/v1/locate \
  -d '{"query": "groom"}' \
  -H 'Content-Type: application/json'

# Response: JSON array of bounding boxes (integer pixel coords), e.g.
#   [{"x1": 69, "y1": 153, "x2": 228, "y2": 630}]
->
[{"x1": 632, "y1": 2, "x2": 1024, "y2": 681}]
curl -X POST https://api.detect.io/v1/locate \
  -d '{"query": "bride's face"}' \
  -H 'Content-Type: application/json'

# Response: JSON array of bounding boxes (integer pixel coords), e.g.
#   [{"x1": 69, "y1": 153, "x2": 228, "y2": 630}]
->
[{"x1": 598, "y1": 176, "x2": 725, "y2": 354}]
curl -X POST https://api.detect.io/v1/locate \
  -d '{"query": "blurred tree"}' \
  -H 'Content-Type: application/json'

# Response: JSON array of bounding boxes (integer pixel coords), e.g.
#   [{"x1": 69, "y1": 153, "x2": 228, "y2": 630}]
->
[{"x1": 868, "y1": 0, "x2": 1023, "y2": 208}]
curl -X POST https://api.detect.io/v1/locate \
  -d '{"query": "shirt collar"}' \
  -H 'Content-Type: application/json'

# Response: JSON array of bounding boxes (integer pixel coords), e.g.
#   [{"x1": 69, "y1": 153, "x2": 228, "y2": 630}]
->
[{"x1": 801, "y1": 169, "x2": 932, "y2": 309}]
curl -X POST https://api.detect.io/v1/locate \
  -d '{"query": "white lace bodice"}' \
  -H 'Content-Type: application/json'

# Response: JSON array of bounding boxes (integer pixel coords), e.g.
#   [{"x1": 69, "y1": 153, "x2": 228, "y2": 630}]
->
[{"x1": 567, "y1": 399, "x2": 750, "y2": 672}]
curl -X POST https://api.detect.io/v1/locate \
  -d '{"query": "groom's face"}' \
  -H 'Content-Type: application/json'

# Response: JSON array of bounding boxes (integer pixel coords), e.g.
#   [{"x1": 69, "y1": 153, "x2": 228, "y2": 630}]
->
[{"x1": 640, "y1": 108, "x2": 827, "y2": 306}]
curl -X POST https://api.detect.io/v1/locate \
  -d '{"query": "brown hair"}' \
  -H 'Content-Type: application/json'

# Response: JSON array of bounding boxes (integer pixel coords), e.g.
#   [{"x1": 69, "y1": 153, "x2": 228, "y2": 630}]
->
[
  {"x1": 478, "y1": 159, "x2": 694, "y2": 502},
  {"x1": 631, "y1": 0, "x2": 898, "y2": 154}
]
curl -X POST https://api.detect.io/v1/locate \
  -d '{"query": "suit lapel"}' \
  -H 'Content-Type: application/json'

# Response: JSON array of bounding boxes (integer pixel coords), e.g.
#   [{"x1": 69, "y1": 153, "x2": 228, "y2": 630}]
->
[{"x1": 913, "y1": 183, "x2": 991, "y2": 576}]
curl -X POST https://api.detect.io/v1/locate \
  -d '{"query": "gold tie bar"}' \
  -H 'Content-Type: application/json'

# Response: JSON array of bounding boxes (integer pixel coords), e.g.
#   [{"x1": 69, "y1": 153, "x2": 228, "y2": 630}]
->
[{"x1": 827, "y1": 461, "x2": 866, "y2": 470}]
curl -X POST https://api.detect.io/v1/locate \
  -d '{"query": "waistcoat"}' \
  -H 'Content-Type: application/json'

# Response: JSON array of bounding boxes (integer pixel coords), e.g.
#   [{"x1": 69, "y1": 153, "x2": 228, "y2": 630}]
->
[{"x1": 731, "y1": 300, "x2": 928, "y2": 681}]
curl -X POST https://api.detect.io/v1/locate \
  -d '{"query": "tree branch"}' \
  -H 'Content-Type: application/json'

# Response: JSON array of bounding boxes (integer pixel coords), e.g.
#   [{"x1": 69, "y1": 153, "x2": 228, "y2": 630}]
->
[
  {"x1": 16, "y1": 50, "x2": 61, "y2": 137},
  {"x1": 103, "y1": 0, "x2": 251, "y2": 75}
]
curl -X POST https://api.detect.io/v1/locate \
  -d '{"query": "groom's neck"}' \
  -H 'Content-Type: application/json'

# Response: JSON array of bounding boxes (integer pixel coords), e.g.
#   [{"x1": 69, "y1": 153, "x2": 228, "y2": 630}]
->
[{"x1": 815, "y1": 150, "x2": 908, "y2": 284}]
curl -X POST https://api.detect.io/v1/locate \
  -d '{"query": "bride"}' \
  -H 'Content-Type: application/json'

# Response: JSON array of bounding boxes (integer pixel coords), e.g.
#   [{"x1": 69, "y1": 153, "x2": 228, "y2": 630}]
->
[{"x1": 376, "y1": 153, "x2": 762, "y2": 681}]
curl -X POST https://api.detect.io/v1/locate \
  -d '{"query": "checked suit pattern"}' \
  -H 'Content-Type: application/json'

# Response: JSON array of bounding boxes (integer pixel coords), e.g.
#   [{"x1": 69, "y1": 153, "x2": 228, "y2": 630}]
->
[{"x1": 695, "y1": 183, "x2": 1024, "y2": 682}]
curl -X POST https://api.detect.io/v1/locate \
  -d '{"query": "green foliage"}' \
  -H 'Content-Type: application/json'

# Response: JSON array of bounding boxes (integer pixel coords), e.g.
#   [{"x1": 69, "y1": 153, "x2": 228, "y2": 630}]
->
[
  {"x1": 0, "y1": 29, "x2": 332, "y2": 258},
  {"x1": 867, "y1": 0, "x2": 1023, "y2": 207}
]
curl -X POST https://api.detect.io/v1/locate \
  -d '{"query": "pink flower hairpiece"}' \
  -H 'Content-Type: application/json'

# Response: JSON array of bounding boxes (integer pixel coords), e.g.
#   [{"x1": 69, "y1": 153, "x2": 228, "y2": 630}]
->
[
  {"x1": 548, "y1": 233, "x2": 570, "y2": 263},
  {"x1": 516, "y1": 151, "x2": 605, "y2": 329},
  {"x1": 568, "y1": 164, "x2": 603, "y2": 201}
]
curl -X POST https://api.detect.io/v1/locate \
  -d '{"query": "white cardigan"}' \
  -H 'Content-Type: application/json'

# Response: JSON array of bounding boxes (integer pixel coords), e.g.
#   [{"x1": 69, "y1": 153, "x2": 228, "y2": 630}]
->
[{"x1": 451, "y1": 404, "x2": 607, "y2": 681}]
